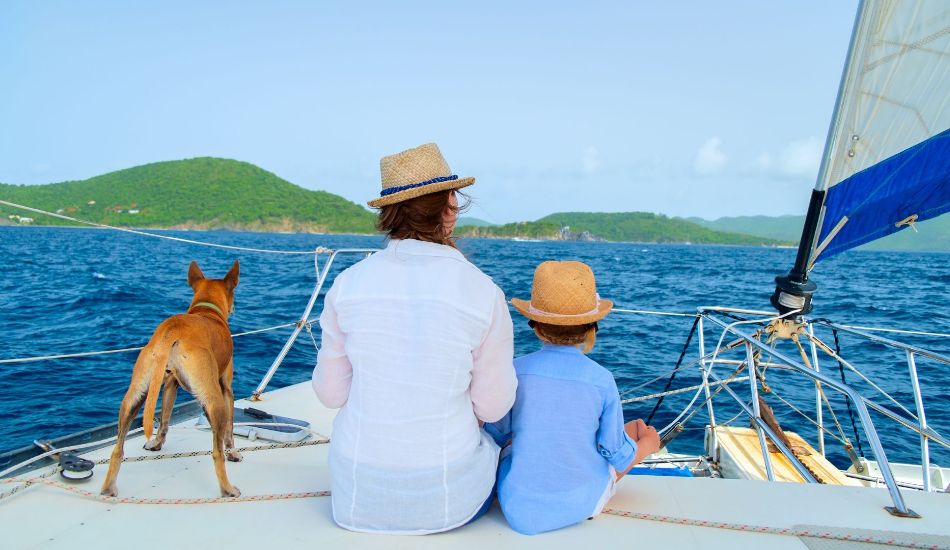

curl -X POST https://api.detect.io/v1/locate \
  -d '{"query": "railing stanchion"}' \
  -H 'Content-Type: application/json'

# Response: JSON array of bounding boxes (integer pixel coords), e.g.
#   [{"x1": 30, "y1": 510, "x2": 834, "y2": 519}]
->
[
  {"x1": 698, "y1": 315, "x2": 719, "y2": 462},
  {"x1": 698, "y1": 316, "x2": 716, "y2": 428},
  {"x1": 250, "y1": 249, "x2": 377, "y2": 401},
  {"x1": 746, "y1": 341, "x2": 775, "y2": 481},
  {"x1": 807, "y1": 323, "x2": 826, "y2": 456},
  {"x1": 906, "y1": 351, "x2": 931, "y2": 492}
]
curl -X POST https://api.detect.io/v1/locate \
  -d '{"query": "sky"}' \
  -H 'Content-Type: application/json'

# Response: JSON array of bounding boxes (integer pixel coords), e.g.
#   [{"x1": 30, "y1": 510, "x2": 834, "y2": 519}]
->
[{"x1": 0, "y1": 1, "x2": 860, "y2": 223}]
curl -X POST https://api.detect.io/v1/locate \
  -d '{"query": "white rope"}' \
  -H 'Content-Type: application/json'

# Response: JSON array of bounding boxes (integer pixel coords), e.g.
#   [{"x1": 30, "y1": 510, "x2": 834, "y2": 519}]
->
[
  {"x1": 621, "y1": 376, "x2": 750, "y2": 404},
  {"x1": 0, "y1": 321, "x2": 301, "y2": 364},
  {"x1": 0, "y1": 422, "x2": 325, "y2": 481},
  {"x1": 613, "y1": 307, "x2": 696, "y2": 318},
  {"x1": 0, "y1": 199, "x2": 333, "y2": 255},
  {"x1": 0, "y1": 427, "x2": 145, "y2": 479}
]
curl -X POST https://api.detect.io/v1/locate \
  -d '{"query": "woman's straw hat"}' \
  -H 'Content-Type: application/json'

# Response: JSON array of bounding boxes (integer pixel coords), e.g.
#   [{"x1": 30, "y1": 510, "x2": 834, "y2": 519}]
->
[
  {"x1": 367, "y1": 143, "x2": 475, "y2": 207},
  {"x1": 511, "y1": 261, "x2": 613, "y2": 326}
]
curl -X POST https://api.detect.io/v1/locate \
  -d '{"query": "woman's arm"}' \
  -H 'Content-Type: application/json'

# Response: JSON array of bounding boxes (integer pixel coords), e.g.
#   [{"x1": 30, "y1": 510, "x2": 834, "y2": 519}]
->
[
  {"x1": 311, "y1": 284, "x2": 353, "y2": 408},
  {"x1": 470, "y1": 289, "x2": 517, "y2": 423}
]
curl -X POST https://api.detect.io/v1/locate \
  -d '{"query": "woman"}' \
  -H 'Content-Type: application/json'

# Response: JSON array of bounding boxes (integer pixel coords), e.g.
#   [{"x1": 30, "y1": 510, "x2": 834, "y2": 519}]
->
[{"x1": 312, "y1": 143, "x2": 517, "y2": 534}]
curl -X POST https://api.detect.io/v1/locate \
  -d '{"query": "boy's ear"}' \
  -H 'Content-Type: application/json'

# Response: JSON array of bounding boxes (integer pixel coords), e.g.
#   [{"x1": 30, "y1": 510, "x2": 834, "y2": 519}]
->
[
  {"x1": 187, "y1": 261, "x2": 205, "y2": 288},
  {"x1": 224, "y1": 260, "x2": 240, "y2": 290}
]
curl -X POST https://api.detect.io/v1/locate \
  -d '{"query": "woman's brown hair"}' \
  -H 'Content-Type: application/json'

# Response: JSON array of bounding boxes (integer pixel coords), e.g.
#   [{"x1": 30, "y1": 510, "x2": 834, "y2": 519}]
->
[{"x1": 376, "y1": 190, "x2": 468, "y2": 247}]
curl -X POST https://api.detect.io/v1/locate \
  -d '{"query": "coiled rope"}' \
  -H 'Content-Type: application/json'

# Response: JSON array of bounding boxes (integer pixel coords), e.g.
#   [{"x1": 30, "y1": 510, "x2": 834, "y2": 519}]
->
[{"x1": 0, "y1": 199, "x2": 333, "y2": 255}]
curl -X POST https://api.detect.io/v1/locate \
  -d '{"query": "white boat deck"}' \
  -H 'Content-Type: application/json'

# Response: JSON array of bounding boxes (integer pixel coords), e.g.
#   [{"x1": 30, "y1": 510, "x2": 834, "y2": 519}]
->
[{"x1": 2, "y1": 381, "x2": 949, "y2": 549}]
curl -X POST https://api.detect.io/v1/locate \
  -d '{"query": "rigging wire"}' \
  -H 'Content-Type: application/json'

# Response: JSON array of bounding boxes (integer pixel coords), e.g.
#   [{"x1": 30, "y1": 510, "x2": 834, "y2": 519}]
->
[
  {"x1": 646, "y1": 316, "x2": 700, "y2": 424},
  {"x1": 792, "y1": 338, "x2": 852, "y2": 448},
  {"x1": 0, "y1": 199, "x2": 333, "y2": 255},
  {"x1": 807, "y1": 332, "x2": 918, "y2": 420},
  {"x1": 766, "y1": 385, "x2": 851, "y2": 447},
  {"x1": 832, "y1": 328, "x2": 866, "y2": 456},
  {"x1": 0, "y1": 321, "x2": 305, "y2": 364}
]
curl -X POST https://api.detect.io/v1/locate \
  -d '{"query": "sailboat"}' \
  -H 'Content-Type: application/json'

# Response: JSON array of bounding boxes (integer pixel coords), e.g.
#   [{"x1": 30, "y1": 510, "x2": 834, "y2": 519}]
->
[{"x1": 1, "y1": 1, "x2": 949, "y2": 547}]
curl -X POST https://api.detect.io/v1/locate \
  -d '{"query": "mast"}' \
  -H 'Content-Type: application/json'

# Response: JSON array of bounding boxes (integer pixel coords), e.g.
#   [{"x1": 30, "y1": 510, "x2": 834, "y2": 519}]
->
[{"x1": 770, "y1": 1, "x2": 866, "y2": 316}]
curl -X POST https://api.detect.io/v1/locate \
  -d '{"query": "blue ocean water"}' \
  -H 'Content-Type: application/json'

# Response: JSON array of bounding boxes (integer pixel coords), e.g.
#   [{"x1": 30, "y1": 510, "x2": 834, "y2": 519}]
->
[{"x1": 1, "y1": 227, "x2": 947, "y2": 470}]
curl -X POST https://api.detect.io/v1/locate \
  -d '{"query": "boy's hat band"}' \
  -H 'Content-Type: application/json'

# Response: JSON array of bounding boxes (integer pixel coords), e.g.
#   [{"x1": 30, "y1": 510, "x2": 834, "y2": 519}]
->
[
  {"x1": 512, "y1": 261, "x2": 612, "y2": 326},
  {"x1": 368, "y1": 143, "x2": 474, "y2": 208}
]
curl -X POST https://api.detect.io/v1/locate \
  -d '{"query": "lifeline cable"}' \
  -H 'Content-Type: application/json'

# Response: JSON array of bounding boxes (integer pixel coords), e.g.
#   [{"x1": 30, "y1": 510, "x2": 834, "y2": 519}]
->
[
  {"x1": 645, "y1": 316, "x2": 699, "y2": 425},
  {"x1": 0, "y1": 199, "x2": 331, "y2": 255},
  {"x1": 833, "y1": 328, "x2": 865, "y2": 457}
]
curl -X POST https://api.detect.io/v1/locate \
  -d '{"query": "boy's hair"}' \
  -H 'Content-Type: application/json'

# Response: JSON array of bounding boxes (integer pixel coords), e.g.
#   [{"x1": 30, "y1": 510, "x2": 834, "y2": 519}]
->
[
  {"x1": 531, "y1": 321, "x2": 598, "y2": 352},
  {"x1": 376, "y1": 190, "x2": 469, "y2": 248}
]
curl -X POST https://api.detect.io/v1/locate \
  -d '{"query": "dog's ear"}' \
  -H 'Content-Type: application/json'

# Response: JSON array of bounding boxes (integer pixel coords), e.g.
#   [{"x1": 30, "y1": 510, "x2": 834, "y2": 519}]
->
[
  {"x1": 188, "y1": 261, "x2": 206, "y2": 288},
  {"x1": 224, "y1": 260, "x2": 240, "y2": 290}
]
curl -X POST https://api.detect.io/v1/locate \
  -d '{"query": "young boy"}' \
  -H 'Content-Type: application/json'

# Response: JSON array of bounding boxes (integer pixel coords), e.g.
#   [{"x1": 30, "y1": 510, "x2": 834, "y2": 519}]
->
[{"x1": 486, "y1": 260, "x2": 660, "y2": 535}]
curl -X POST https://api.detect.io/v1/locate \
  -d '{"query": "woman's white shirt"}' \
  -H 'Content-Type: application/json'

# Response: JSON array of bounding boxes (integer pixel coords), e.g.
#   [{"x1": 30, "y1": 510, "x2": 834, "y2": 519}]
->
[{"x1": 312, "y1": 238, "x2": 517, "y2": 534}]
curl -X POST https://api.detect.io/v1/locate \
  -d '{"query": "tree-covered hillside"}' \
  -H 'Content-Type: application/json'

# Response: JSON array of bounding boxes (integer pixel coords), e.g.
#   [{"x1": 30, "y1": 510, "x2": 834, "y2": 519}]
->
[
  {"x1": 689, "y1": 214, "x2": 950, "y2": 252},
  {"x1": 459, "y1": 211, "x2": 787, "y2": 245},
  {"x1": 0, "y1": 158, "x2": 377, "y2": 233}
]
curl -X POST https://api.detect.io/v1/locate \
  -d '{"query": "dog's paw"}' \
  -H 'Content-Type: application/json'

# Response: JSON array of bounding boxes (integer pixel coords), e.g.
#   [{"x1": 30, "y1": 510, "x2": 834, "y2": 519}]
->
[
  {"x1": 221, "y1": 485, "x2": 241, "y2": 498},
  {"x1": 225, "y1": 449, "x2": 243, "y2": 462},
  {"x1": 100, "y1": 485, "x2": 118, "y2": 498},
  {"x1": 143, "y1": 438, "x2": 163, "y2": 451}
]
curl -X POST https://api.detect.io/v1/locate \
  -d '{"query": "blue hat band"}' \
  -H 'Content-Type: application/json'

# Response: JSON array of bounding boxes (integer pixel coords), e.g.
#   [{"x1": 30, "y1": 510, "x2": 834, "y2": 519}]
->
[{"x1": 380, "y1": 175, "x2": 459, "y2": 197}]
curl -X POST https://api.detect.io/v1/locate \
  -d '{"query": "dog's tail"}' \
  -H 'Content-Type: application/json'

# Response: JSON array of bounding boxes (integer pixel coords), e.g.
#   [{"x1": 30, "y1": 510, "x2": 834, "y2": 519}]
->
[{"x1": 142, "y1": 340, "x2": 179, "y2": 441}]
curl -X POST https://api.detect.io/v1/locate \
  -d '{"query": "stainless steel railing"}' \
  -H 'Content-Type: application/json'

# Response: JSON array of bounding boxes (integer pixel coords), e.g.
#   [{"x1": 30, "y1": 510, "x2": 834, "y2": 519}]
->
[
  {"x1": 696, "y1": 308, "x2": 935, "y2": 517},
  {"x1": 250, "y1": 248, "x2": 377, "y2": 400}
]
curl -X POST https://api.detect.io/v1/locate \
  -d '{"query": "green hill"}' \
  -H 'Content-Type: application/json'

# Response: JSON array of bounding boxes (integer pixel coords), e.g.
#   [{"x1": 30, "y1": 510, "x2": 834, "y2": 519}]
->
[
  {"x1": 0, "y1": 157, "x2": 377, "y2": 233},
  {"x1": 689, "y1": 214, "x2": 950, "y2": 252},
  {"x1": 456, "y1": 216, "x2": 496, "y2": 227},
  {"x1": 459, "y1": 211, "x2": 788, "y2": 245}
]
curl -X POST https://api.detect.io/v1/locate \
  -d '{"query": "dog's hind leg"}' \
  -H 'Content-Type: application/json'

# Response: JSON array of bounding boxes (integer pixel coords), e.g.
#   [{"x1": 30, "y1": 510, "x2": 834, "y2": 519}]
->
[
  {"x1": 100, "y1": 353, "x2": 151, "y2": 497},
  {"x1": 206, "y1": 396, "x2": 241, "y2": 497},
  {"x1": 221, "y1": 359, "x2": 242, "y2": 462},
  {"x1": 144, "y1": 373, "x2": 178, "y2": 451}
]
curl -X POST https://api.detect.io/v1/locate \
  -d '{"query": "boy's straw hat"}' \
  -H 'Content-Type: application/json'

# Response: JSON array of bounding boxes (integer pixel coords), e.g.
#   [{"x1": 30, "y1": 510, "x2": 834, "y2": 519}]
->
[
  {"x1": 511, "y1": 261, "x2": 613, "y2": 326},
  {"x1": 367, "y1": 143, "x2": 475, "y2": 207}
]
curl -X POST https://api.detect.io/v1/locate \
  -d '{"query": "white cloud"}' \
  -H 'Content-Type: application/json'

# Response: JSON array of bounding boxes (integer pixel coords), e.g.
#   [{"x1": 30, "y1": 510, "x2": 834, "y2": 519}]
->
[
  {"x1": 694, "y1": 137, "x2": 727, "y2": 175},
  {"x1": 582, "y1": 145, "x2": 600, "y2": 174},
  {"x1": 753, "y1": 152, "x2": 773, "y2": 171},
  {"x1": 779, "y1": 137, "x2": 822, "y2": 178}
]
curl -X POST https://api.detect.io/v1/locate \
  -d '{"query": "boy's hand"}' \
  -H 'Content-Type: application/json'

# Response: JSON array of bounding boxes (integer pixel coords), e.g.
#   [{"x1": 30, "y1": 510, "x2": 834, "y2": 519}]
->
[
  {"x1": 624, "y1": 419, "x2": 653, "y2": 443},
  {"x1": 636, "y1": 423, "x2": 660, "y2": 456},
  {"x1": 616, "y1": 419, "x2": 661, "y2": 479}
]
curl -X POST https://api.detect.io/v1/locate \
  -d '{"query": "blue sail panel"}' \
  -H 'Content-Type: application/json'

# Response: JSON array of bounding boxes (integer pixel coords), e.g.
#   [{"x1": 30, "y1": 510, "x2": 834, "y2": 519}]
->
[{"x1": 815, "y1": 128, "x2": 950, "y2": 262}]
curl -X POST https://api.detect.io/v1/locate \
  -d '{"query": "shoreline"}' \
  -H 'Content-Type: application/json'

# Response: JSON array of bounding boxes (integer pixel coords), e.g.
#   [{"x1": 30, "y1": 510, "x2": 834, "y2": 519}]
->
[{"x1": 3, "y1": 225, "x2": 944, "y2": 253}]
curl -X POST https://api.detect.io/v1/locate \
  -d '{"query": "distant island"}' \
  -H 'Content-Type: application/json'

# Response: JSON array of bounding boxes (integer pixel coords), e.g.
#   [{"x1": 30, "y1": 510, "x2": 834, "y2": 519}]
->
[
  {"x1": 2, "y1": 157, "x2": 948, "y2": 251},
  {"x1": 0, "y1": 158, "x2": 781, "y2": 245},
  {"x1": 0, "y1": 158, "x2": 376, "y2": 234},
  {"x1": 457, "y1": 212, "x2": 788, "y2": 246}
]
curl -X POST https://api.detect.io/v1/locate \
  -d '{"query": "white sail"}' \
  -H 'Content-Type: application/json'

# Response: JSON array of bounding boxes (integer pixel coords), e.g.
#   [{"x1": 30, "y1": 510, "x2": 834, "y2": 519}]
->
[
  {"x1": 809, "y1": 0, "x2": 950, "y2": 262},
  {"x1": 817, "y1": 0, "x2": 950, "y2": 192}
]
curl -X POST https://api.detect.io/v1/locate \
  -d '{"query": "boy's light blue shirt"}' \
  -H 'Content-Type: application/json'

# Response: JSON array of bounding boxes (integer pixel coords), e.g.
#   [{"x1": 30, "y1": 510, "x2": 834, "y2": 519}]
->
[{"x1": 486, "y1": 344, "x2": 637, "y2": 535}]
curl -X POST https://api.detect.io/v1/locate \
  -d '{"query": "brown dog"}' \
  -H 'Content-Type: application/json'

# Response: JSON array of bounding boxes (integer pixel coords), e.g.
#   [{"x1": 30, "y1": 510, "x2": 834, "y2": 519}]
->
[{"x1": 100, "y1": 260, "x2": 242, "y2": 497}]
